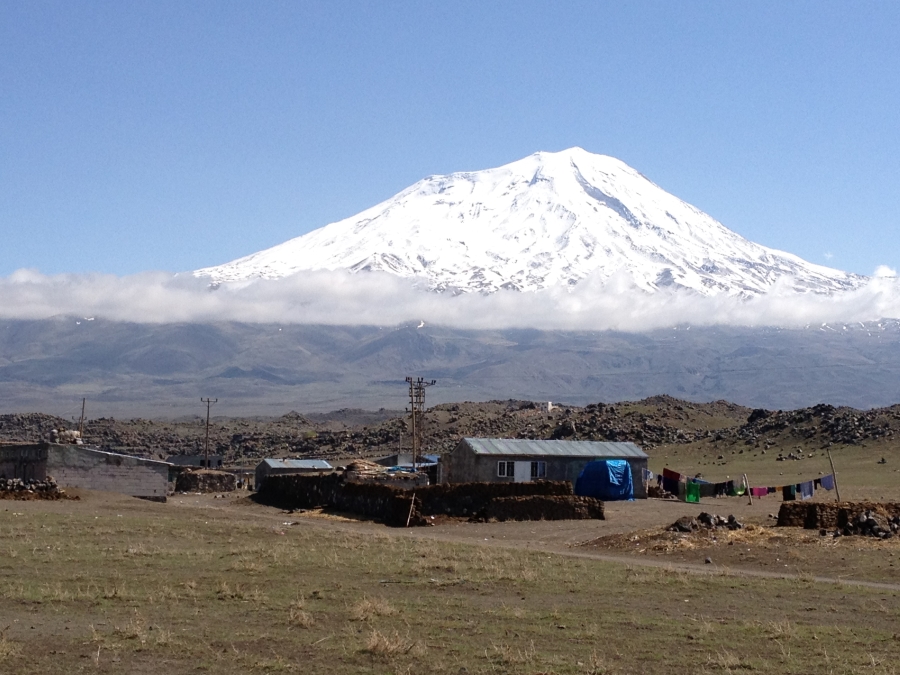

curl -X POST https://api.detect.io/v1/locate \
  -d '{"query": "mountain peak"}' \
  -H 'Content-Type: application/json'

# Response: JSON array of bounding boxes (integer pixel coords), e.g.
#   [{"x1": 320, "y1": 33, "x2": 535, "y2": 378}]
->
[{"x1": 195, "y1": 150, "x2": 864, "y2": 296}]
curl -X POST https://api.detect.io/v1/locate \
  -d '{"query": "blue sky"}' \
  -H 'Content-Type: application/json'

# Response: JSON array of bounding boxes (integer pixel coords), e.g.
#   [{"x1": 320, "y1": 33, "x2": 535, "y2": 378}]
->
[{"x1": 1, "y1": 1, "x2": 898, "y2": 277}]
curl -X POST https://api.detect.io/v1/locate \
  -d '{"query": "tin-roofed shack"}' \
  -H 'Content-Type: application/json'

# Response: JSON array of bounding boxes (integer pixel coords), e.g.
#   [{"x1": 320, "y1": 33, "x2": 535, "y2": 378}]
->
[
  {"x1": 255, "y1": 458, "x2": 333, "y2": 490},
  {"x1": 445, "y1": 438, "x2": 649, "y2": 498}
]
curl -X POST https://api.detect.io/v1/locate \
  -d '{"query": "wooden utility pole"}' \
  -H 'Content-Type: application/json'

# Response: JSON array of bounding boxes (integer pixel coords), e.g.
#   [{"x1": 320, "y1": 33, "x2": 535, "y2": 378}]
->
[
  {"x1": 201, "y1": 398, "x2": 218, "y2": 469},
  {"x1": 405, "y1": 377, "x2": 435, "y2": 469},
  {"x1": 78, "y1": 398, "x2": 86, "y2": 439},
  {"x1": 826, "y1": 448, "x2": 842, "y2": 502}
]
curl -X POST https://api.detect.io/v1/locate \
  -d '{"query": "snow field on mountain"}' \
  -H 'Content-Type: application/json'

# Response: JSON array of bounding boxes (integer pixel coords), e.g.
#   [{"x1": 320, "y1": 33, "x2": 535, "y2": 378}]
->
[{"x1": 195, "y1": 147, "x2": 863, "y2": 297}]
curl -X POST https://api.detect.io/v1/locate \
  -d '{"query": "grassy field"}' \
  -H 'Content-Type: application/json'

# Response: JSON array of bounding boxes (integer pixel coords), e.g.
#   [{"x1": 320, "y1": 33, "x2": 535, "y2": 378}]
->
[{"x1": 2, "y1": 494, "x2": 900, "y2": 674}]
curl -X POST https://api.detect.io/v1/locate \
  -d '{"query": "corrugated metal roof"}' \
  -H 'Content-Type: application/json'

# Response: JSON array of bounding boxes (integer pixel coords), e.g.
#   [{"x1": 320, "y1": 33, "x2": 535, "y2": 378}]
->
[
  {"x1": 461, "y1": 438, "x2": 648, "y2": 459},
  {"x1": 261, "y1": 459, "x2": 332, "y2": 470}
]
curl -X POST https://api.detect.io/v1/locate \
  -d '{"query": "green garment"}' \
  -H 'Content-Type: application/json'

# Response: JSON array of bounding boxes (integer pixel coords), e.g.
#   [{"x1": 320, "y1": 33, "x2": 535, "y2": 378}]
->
[
  {"x1": 728, "y1": 483, "x2": 746, "y2": 497},
  {"x1": 685, "y1": 481, "x2": 700, "y2": 503}
]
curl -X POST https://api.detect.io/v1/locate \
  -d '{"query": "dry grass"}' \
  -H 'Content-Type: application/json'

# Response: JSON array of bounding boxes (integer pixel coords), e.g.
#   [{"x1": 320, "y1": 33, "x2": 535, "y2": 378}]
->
[
  {"x1": 349, "y1": 595, "x2": 397, "y2": 621},
  {"x1": 363, "y1": 629, "x2": 423, "y2": 658},
  {"x1": 3, "y1": 495, "x2": 900, "y2": 674},
  {"x1": 288, "y1": 599, "x2": 315, "y2": 628},
  {"x1": 0, "y1": 627, "x2": 21, "y2": 661}
]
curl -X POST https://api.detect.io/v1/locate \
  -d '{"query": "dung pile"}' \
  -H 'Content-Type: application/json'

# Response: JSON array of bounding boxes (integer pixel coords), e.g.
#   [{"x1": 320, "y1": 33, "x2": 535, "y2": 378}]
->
[
  {"x1": 344, "y1": 460, "x2": 428, "y2": 488},
  {"x1": 667, "y1": 512, "x2": 743, "y2": 533},
  {"x1": 175, "y1": 469, "x2": 236, "y2": 493},
  {"x1": 0, "y1": 476, "x2": 64, "y2": 500}
]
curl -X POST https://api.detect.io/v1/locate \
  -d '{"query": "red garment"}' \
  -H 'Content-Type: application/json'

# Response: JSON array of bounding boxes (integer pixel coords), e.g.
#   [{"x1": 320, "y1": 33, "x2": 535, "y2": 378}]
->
[
  {"x1": 662, "y1": 468, "x2": 682, "y2": 481},
  {"x1": 750, "y1": 487, "x2": 768, "y2": 497}
]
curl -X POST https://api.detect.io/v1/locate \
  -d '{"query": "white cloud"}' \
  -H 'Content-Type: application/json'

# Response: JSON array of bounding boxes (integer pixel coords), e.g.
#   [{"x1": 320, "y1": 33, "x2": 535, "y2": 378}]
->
[
  {"x1": 874, "y1": 265, "x2": 897, "y2": 278},
  {"x1": 1, "y1": 268, "x2": 899, "y2": 331},
  {"x1": 823, "y1": 252, "x2": 833, "y2": 260}
]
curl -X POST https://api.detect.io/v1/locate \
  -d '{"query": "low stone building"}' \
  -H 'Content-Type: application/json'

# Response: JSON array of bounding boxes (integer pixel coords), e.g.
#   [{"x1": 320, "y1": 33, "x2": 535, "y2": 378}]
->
[
  {"x1": 444, "y1": 438, "x2": 649, "y2": 498},
  {"x1": 255, "y1": 458, "x2": 333, "y2": 490},
  {"x1": 0, "y1": 442, "x2": 172, "y2": 501}
]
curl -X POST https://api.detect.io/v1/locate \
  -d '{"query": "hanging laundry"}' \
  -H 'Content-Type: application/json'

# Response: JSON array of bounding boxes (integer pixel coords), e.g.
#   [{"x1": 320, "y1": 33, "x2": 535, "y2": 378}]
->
[
  {"x1": 685, "y1": 481, "x2": 701, "y2": 503},
  {"x1": 699, "y1": 482, "x2": 717, "y2": 498},
  {"x1": 767, "y1": 487, "x2": 776, "y2": 495},
  {"x1": 799, "y1": 481, "x2": 814, "y2": 500},
  {"x1": 750, "y1": 487, "x2": 768, "y2": 498},
  {"x1": 820, "y1": 474, "x2": 835, "y2": 491},
  {"x1": 662, "y1": 477, "x2": 680, "y2": 495},
  {"x1": 782, "y1": 485, "x2": 796, "y2": 501},
  {"x1": 662, "y1": 468, "x2": 682, "y2": 481},
  {"x1": 814, "y1": 478, "x2": 821, "y2": 489}
]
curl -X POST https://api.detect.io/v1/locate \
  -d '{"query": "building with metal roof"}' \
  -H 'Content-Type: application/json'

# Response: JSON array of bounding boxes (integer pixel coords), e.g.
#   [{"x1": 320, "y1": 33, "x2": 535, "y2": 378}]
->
[
  {"x1": 255, "y1": 458, "x2": 333, "y2": 490},
  {"x1": 444, "y1": 438, "x2": 648, "y2": 498}
]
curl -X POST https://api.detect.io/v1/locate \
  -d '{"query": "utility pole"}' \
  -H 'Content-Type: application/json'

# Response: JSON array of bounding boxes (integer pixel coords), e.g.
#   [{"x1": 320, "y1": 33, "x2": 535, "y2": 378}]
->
[
  {"x1": 201, "y1": 398, "x2": 218, "y2": 469},
  {"x1": 78, "y1": 398, "x2": 86, "y2": 440},
  {"x1": 405, "y1": 377, "x2": 435, "y2": 470}
]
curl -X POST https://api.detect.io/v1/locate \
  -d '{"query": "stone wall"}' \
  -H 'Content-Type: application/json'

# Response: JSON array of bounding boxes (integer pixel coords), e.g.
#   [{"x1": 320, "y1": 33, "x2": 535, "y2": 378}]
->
[
  {"x1": 0, "y1": 444, "x2": 48, "y2": 481},
  {"x1": 255, "y1": 475, "x2": 601, "y2": 526},
  {"x1": 47, "y1": 445, "x2": 170, "y2": 501},
  {"x1": 777, "y1": 502, "x2": 900, "y2": 529}
]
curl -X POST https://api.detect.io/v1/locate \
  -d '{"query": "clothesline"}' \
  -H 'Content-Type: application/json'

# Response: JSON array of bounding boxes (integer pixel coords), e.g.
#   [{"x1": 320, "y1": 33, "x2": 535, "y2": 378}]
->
[{"x1": 645, "y1": 467, "x2": 835, "y2": 503}]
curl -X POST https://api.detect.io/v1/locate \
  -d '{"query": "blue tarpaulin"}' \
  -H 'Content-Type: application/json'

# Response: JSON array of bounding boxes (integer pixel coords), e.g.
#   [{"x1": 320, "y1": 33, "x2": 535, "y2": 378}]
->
[{"x1": 574, "y1": 459, "x2": 634, "y2": 501}]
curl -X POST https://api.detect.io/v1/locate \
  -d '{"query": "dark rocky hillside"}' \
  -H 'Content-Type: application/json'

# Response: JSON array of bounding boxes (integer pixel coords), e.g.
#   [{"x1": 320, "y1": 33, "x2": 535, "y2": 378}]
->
[{"x1": 3, "y1": 395, "x2": 899, "y2": 469}]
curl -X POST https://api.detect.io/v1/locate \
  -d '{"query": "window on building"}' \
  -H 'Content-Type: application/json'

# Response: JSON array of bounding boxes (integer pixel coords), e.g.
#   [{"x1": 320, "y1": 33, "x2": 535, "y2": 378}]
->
[
  {"x1": 530, "y1": 461, "x2": 546, "y2": 478},
  {"x1": 497, "y1": 461, "x2": 515, "y2": 477}
]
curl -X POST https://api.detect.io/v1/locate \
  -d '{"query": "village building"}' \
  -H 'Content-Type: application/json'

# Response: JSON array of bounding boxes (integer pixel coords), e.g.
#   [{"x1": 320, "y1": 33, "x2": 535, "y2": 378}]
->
[
  {"x1": 444, "y1": 438, "x2": 649, "y2": 498},
  {"x1": 0, "y1": 442, "x2": 173, "y2": 501},
  {"x1": 254, "y1": 458, "x2": 333, "y2": 489}
]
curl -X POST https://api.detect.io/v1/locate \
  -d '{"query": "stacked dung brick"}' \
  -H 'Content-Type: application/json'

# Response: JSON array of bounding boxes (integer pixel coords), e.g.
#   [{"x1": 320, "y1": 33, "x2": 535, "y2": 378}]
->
[
  {"x1": 255, "y1": 475, "x2": 603, "y2": 526},
  {"x1": 777, "y1": 502, "x2": 900, "y2": 529},
  {"x1": 174, "y1": 469, "x2": 237, "y2": 493},
  {"x1": 484, "y1": 495, "x2": 604, "y2": 521}
]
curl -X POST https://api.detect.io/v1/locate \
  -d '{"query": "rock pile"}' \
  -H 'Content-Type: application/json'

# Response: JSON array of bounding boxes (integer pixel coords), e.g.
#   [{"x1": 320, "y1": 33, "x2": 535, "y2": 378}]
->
[
  {"x1": 667, "y1": 512, "x2": 743, "y2": 533},
  {"x1": 828, "y1": 510, "x2": 899, "y2": 539},
  {"x1": 0, "y1": 476, "x2": 63, "y2": 499}
]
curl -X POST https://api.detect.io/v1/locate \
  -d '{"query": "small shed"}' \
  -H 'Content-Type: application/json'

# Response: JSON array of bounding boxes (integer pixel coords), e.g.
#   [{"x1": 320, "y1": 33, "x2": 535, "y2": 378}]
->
[
  {"x1": 445, "y1": 438, "x2": 649, "y2": 498},
  {"x1": 255, "y1": 458, "x2": 333, "y2": 489}
]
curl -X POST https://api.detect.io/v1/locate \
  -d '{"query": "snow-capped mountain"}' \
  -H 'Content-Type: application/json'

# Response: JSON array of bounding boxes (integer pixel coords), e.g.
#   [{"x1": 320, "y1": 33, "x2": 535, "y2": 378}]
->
[{"x1": 195, "y1": 147, "x2": 864, "y2": 295}]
